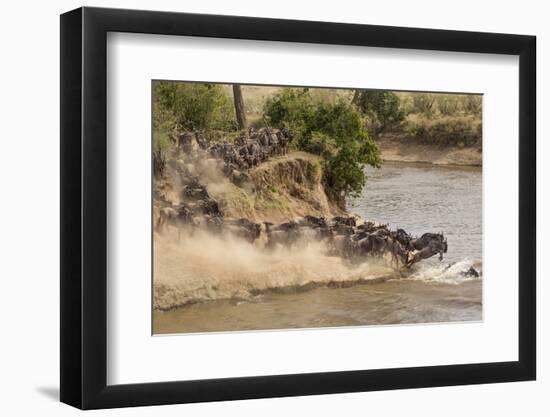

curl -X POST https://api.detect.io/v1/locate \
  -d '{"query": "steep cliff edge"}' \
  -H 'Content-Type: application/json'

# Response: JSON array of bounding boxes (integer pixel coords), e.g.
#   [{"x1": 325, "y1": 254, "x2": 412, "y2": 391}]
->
[{"x1": 206, "y1": 151, "x2": 343, "y2": 223}]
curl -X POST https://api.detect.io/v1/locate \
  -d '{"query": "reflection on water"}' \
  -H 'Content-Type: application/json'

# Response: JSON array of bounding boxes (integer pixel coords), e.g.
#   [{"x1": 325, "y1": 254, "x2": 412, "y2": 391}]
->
[{"x1": 154, "y1": 162, "x2": 482, "y2": 334}]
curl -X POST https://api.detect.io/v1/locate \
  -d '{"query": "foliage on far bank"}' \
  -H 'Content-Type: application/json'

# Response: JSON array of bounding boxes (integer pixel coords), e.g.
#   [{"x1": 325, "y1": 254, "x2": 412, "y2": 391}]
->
[
  {"x1": 347, "y1": 90, "x2": 482, "y2": 149},
  {"x1": 264, "y1": 89, "x2": 381, "y2": 207},
  {"x1": 354, "y1": 90, "x2": 405, "y2": 134},
  {"x1": 402, "y1": 114, "x2": 482, "y2": 147},
  {"x1": 392, "y1": 92, "x2": 482, "y2": 147},
  {"x1": 401, "y1": 92, "x2": 482, "y2": 118}
]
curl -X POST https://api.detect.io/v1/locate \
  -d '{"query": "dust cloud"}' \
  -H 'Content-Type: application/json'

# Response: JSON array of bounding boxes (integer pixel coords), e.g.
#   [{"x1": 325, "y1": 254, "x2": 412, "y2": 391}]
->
[{"x1": 153, "y1": 230, "x2": 394, "y2": 310}]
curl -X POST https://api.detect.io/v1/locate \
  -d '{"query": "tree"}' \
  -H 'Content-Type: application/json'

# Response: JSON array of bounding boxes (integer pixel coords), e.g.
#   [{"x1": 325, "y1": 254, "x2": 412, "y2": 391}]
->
[
  {"x1": 153, "y1": 81, "x2": 235, "y2": 133},
  {"x1": 354, "y1": 90, "x2": 405, "y2": 134},
  {"x1": 232, "y1": 84, "x2": 248, "y2": 136},
  {"x1": 264, "y1": 89, "x2": 381, "y2": 208}
]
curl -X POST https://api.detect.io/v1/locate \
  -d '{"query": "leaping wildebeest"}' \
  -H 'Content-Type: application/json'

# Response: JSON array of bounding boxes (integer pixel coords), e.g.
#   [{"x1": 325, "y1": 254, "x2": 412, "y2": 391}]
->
[{"x1": 406, "y1": 232, "x2": 448, "y2": 267}]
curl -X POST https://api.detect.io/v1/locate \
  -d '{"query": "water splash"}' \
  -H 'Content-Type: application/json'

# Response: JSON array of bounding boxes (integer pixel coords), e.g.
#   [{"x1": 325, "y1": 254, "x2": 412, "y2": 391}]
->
[{"x1": 407, "y1": 258, "x2": 482, "y2": 285}]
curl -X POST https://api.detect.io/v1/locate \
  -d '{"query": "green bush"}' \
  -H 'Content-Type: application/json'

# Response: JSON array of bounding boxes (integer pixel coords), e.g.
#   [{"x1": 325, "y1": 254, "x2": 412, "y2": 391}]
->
[
  {"x1": 263, "y1": 89, "x2": 314, "y2": 149},
  {"x1": 153, "y1": 81, "x2": 236, "y2": 133},
  {"x1": 411, "y1": 93, "x2": 437, "y2": 116},
  {"x1": 264, "y1": 89, "x2": 381, "y2": 207},
  {"x1": 435, "y1": 95, "x2": 461, "y2": 116},
  {"x1": 403, "y1": 115, "x2": 482, "y2": 147},
  {"x1": 354, "y1": 90, "x2": 405, "y2": 133},
  {"x1": 405, "y1": 92, "x2": 482, "y2": 118},
  {"x1": 304, "y1": 132, "x2": 338, "y2": 158},
  {"x1": 152, "y1": 93, "x2": 177, "y2": 178},
  {"x1": 463, "y1": 95, "x2": 482, "y2": 116}
]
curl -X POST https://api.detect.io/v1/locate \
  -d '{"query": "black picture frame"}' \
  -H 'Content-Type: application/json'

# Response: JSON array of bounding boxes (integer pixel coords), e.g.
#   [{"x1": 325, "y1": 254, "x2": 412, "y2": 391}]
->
[{"x1": 60, "y1": 6, "x2": 536, "y2": 410}]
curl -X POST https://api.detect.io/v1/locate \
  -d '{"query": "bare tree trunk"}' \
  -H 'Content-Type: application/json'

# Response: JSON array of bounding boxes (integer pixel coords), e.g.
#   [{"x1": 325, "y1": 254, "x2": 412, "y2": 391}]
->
[{"x1": 232, "y1": 84, "x2": 248, "y2": 136}]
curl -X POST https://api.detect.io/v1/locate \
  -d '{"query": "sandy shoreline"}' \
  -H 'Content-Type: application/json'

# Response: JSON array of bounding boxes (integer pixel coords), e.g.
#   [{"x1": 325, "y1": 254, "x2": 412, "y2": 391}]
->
[{"x1": 377, "y1": 139, "x2": 482, "y2": 167}]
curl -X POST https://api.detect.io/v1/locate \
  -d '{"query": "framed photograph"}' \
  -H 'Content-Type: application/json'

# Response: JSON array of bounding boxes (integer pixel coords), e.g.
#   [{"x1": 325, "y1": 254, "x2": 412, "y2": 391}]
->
[{"x1": 60, "y1": 7, "x2": 536, "y2": 409}]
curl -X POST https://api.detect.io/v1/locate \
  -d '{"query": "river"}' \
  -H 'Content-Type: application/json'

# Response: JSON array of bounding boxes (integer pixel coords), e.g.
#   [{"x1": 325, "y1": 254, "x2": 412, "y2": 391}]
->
[{"x1": 154, "y1": 162, "x2": 482, "y2": 334}]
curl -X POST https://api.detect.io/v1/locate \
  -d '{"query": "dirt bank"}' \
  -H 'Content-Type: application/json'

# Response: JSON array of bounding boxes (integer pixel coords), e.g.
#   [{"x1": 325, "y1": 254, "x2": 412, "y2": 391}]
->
[
  {"x1": 208, "y1": 151, "x2": 343, "y2": 223},
  {"x1": 377, "y1": 136, "x2": 482, "y2": 167}
]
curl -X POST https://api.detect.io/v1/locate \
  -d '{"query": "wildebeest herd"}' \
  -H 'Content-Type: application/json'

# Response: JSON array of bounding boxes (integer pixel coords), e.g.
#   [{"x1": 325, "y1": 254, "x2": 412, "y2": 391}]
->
[
  {"x1": 157, "y1": 128, "x2": 292, "y2": 241},
  {"x1": 156, "y1": 194, "x2": 448, "y2": 269},
  {"x1": 262, "y1": 215, "x2": 448, "y2": 268},
  {"x1": 169, "y1": 127, "x2": 293, "y2": 187},
  {"x1": 156, "y1": 126, "x2": 452, "y2": 270},
  {"x1": 209, "y1": 127, "x2": 293, "y2": 171}
]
